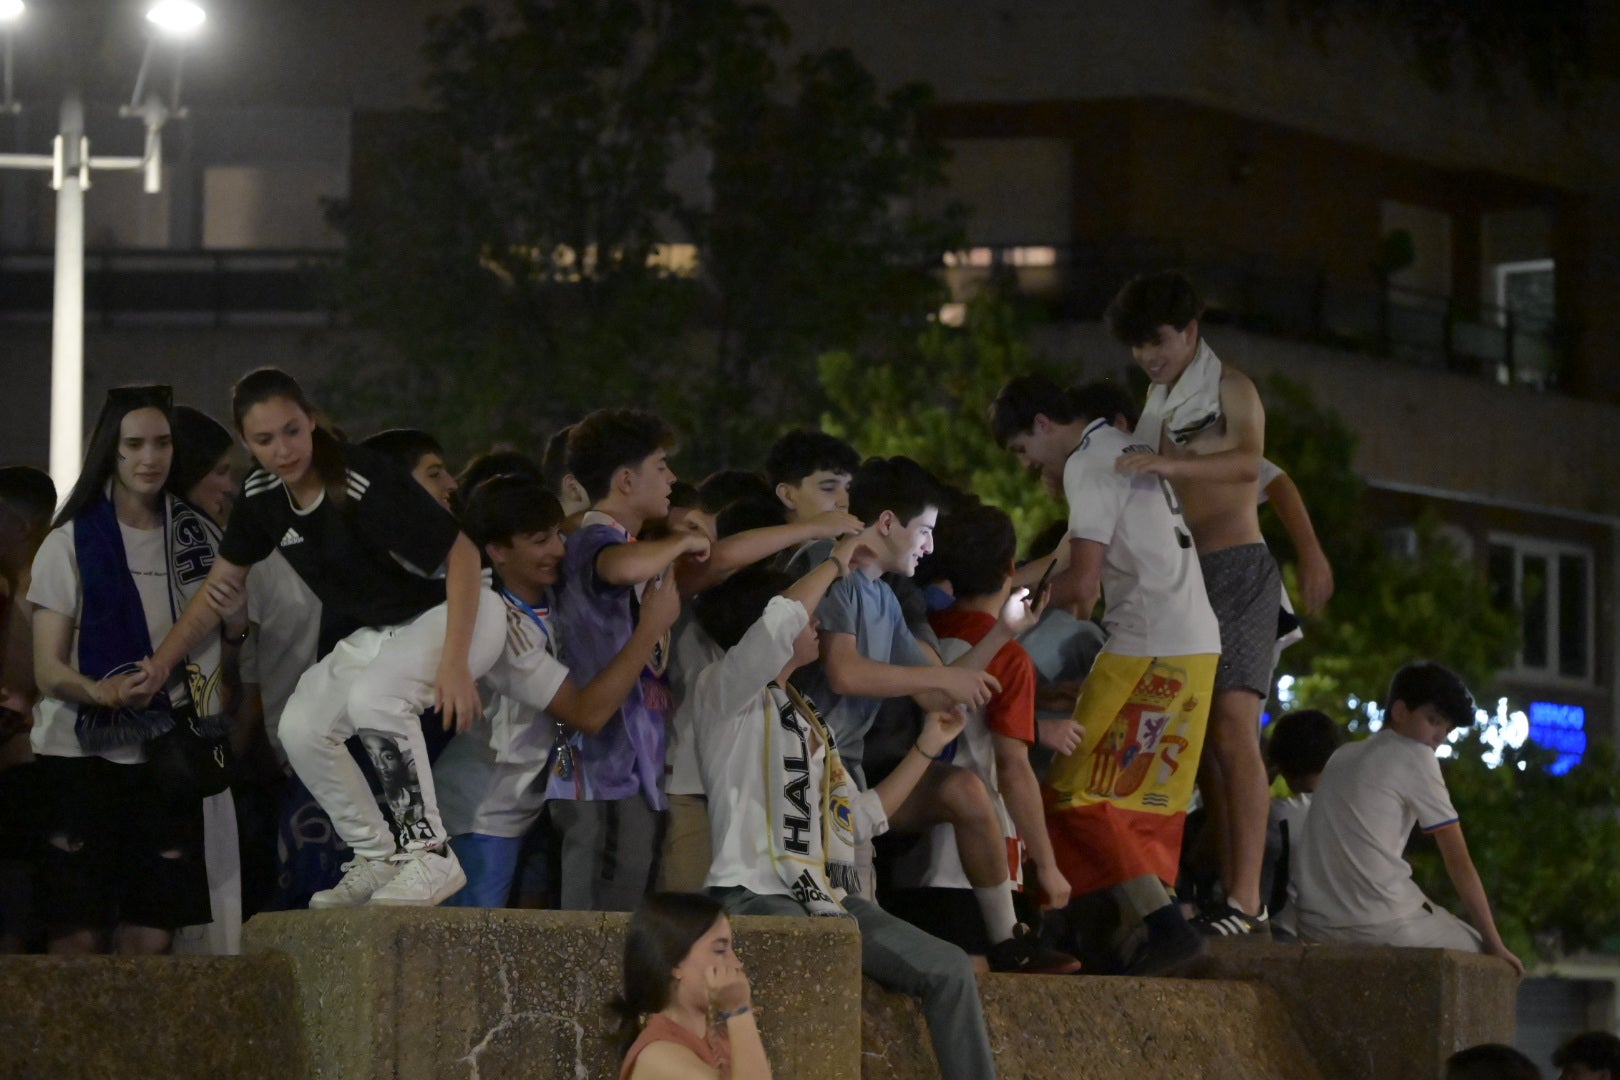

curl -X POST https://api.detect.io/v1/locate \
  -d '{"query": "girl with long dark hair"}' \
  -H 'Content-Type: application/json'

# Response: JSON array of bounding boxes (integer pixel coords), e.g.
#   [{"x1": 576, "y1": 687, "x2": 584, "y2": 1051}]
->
[
  {"x1": 612, "y1": 891, "x2": 770, "y2": 1080},
  {"x1": 29, "y1": 385, "x2": 240, "y2": 953},
  {"x1": 135, "y1": 369, "x2": 504, "y2": 907}
]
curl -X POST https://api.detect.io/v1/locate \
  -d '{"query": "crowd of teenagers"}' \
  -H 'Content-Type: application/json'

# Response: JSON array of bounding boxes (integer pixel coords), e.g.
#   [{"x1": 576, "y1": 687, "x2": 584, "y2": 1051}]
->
[{"x1": 0, "y1": 270, "x2": 1533, "y2": 1078}]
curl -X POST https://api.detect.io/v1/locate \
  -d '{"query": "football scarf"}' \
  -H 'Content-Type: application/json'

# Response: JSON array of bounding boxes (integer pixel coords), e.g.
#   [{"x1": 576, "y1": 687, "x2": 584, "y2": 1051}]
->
[
  {"x1": 765, "y1": 682, "x2": 859, "y2": 916},
  {"x1": 73, "y1": 491, "x2": 225, "y2": 751}
]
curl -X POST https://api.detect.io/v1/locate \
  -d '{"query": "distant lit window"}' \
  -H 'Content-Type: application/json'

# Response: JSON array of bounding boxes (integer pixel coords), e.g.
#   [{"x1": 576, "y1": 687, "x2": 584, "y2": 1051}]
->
[
  {"x1": 647, "y1": 243, "x2": 698, "y2": 276},
  {"x1": 1488, "y1": 534, "x2": 1593, "y2": 683},
  {"x1": 1006, "y1": 246, "x2": 1057, "y2": 267},
  {"x1": 1494, "y1": 258, "x2": 1555, "y2": 329}
]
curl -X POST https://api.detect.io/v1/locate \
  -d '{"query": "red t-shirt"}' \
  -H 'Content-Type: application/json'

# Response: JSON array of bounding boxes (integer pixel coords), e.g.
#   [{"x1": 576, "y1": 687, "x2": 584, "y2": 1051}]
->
[{"x1": 927, "y1": 607, "x2": 1037, "y2": 745}]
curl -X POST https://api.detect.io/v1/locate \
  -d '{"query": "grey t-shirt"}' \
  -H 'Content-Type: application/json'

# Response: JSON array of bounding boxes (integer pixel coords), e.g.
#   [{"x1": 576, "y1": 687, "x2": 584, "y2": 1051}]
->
[{"x1": 793, "y1": 570, "x2": 932, "y2": 784}]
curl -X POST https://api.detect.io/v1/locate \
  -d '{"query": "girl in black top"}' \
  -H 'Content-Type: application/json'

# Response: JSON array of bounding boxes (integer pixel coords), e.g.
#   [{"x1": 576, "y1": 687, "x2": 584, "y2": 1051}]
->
[{"x1": 136, "y1": 369, "x2": 497, "y2": 907}]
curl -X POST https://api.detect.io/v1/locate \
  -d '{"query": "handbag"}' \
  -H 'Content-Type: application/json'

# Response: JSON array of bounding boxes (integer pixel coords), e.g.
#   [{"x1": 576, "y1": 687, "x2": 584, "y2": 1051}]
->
[{"x1": 146, "y1": 710, "x2": 235, "y2": 805}]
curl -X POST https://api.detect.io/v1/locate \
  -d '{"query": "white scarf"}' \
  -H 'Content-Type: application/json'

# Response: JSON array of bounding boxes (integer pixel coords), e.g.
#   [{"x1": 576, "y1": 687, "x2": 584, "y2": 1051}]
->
[
  {"x1": 766, "y1": 682, "x2": 859, "y2": 916},
  {"x1": 1138, "y1": 338, "x2": 1223, "y2": 447}
]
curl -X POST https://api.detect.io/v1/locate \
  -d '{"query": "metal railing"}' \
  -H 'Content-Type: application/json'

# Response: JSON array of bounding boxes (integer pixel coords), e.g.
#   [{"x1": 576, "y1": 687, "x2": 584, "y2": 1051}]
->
[
  {"x1": 943, "y1": 240, "x2": 1567, "y2": 390},
  {"x1": 0, "y1": 247, "x2": 341, "y2": 326}
]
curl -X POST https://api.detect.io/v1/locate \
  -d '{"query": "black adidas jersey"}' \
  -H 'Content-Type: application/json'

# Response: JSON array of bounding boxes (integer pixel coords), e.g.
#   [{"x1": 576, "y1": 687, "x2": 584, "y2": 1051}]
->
[{"x1": 220, "y1": 442, "x2": 460, "y2": 638}]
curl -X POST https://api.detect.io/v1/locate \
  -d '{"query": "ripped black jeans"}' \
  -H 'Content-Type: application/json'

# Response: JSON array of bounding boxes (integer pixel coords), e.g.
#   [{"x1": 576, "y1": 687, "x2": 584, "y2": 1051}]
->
[{"x1": 33, "y1": 754, "x2": 210, "y2": 931}]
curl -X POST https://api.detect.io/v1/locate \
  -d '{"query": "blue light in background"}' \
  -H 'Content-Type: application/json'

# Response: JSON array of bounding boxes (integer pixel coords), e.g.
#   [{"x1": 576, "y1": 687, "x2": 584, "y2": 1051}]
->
[{"x1": 1527, "y1": 701, "x2": 1586, "y2": 776}]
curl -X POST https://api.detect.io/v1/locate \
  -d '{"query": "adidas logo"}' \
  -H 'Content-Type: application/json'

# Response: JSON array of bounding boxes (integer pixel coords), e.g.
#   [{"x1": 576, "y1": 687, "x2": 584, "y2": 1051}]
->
[{"x1": 280, "y1": 527, "x2": 305, "y2": 548}]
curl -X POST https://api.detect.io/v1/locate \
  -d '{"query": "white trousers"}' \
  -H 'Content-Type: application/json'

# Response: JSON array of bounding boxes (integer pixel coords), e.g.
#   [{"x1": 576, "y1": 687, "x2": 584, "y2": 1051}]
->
[
  {"x1": 1298, "y1": 900, "x2": 1484, "y2": 953},
  {"x1": 279, "y1": 589, "x2": 507, "y2": 861}
]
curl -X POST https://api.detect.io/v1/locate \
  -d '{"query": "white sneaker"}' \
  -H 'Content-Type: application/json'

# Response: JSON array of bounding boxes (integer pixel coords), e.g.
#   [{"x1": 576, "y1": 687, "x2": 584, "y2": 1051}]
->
[
  {"x1": 367, "y1": 847, "x2": 466, "y2": 907},
  {"x1": 309, "y1": 856, "x2": 401, "y2": 909}
]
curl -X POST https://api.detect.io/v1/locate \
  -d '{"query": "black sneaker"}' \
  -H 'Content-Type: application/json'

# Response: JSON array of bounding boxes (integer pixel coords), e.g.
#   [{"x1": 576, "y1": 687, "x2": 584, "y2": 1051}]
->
[
  {"x1": 1122, "y1": 920, "x2": 1207, "y2": 976},
  {"x1": 1190, "y1": 901, "x2": 1270, "y2": 937},
  {"x1": 987, "y1": 923, "x2": 1083, "y2": 974}
]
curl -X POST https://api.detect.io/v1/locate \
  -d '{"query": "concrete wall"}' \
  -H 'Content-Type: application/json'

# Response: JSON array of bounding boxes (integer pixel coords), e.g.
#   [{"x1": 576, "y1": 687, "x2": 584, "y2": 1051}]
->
[
  {"x1": 772, "y1": 0, "x2": 1620, "y2": 188},
  {"x1": 0, "y1": 325, "x2": 343, "y2": 470}
]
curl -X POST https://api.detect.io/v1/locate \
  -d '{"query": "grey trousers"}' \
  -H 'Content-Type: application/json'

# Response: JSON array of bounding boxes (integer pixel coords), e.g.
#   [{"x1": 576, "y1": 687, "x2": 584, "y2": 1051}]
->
[
  {"x1": 549, "y1": 796, "x2": 662, "y2": 912},
  {"x1": 711, "y1": 886, "x2": 997, "y2": 1080}
]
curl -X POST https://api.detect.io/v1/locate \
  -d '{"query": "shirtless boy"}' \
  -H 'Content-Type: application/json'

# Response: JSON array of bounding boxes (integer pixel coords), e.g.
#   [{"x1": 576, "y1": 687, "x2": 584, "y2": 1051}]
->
[{"x1": 1105, "y1": 271, "x2": 1279, "y2": 935}]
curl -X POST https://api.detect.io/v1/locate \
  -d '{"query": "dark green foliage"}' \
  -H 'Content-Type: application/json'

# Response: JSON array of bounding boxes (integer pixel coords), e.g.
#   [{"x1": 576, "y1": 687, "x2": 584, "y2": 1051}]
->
[
  {"x1": 818, "y1": 290, "x2": 1068, "y2": 547},
  {"x1": 1216, "y1": 0, "x2": 1592, "y2": 103},
  {"x1": 1410, "y1": 734, "x2": 1620, "y2": 961},
  {"x1": 323, "y1": 0, "x2": 962, "y2": 471}
]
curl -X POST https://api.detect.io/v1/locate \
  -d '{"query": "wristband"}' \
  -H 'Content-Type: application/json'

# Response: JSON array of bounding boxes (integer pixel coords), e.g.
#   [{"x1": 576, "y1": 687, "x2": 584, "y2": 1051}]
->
[
  {"x1": 822, "y1": 555, "x2": 849, "y2": 580},
  {"x1": 223, "y1": 625, "x2": 249, "y2": 646},
  {"x1": 912, "y1": 740, "x2": 944, "y2": 761},
  {"x1": 716, "y1": 1004, "x2": 751, "y2": 1023}
]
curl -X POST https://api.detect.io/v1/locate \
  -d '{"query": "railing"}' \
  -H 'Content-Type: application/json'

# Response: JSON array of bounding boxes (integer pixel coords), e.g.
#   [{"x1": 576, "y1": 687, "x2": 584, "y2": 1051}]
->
[
  {"x1": 0, "y1": 241, "x2": 1569, "y2": 389},
  {"x1": 943, "y1": 240, "x2": 1567, "y2": 390},
  {"x1": 0, "y1": 248, "x2": 342, "y2": 327}
]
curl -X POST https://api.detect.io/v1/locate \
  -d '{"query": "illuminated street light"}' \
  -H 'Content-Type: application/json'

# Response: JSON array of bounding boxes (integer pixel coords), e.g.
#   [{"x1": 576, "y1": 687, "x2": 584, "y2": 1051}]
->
[
  {"x1": 146, "y1": 1, "x2": 206, "y2": 37},
  {"x1": 1, "y1": 2, "x2": 20, "y2": 116},
  {"x1": 0, "y1": 4, "x2": 206, "y2": 496}
]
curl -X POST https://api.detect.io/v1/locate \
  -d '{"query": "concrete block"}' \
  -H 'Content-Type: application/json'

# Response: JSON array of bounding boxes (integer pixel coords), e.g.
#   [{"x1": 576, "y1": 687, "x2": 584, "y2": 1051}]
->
[
  {"x1": 1190, "y1": 940, "x2": 1519, "y2": 1080},
  {"x1": 861, "y1": 972, "x2": 1324, "y2": 1080},
  {"x1": 243, "y1": 907, "x2": 864, "y2": 1080},
  {"x1": 0, "y1": 954, "x2": 307, "y2": 1080}
]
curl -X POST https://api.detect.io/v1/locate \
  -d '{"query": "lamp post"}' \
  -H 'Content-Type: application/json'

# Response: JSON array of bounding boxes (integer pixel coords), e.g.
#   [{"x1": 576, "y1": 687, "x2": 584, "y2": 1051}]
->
[{"x1": 0, "y1": 1, "x2": 206, "y2": 498}]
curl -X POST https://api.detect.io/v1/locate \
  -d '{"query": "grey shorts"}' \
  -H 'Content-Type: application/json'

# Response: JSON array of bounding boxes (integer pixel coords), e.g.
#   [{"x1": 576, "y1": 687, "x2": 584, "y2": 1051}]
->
[{"x1": 1200, "y1": 542, "x2": 1283, "y2": 697}]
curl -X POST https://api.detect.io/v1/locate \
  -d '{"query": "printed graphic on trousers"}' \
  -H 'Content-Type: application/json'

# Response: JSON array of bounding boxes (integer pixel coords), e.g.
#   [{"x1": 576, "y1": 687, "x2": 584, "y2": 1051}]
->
[{"x1": 357, "y1": 728, "x2": 436, "y2": 845}]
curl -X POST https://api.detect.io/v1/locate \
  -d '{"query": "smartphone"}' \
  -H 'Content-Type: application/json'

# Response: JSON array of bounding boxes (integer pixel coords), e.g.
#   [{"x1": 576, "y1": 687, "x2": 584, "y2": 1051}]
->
[{"x1": 1032, "y1": 557, "x2": 1057, "y2": 607}]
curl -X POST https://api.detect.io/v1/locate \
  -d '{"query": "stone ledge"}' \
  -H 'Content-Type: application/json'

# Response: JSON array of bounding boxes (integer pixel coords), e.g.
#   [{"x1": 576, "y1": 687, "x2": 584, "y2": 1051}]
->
[
  {"x1": 1189, "y1": 939, "x2": 1518, "y2": 1080},
  {"x1": 862, "y1": 972, "x2": 1324, "y2": 1080},
  {"x1": 243, "y1": 907, "x2": 863, "y2": 1080},
  {"x1": 0, "y1": 954, "x2": 307, "y2": 1080}
]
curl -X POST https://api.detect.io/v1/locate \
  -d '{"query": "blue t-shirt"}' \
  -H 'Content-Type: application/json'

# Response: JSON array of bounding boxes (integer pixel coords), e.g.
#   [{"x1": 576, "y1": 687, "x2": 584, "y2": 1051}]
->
[
  {"x1": 793, "y1": 570, "x2": 932, "y2": 784},
  {"x1": 545, "y1": 515, "x2": 670, "y2": 808}
]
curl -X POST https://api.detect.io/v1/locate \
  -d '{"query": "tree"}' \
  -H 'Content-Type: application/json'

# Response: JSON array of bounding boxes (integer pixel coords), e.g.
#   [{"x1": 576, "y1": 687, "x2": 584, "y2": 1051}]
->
[
  {"x1": 322, "y1": 0, "x2": 962, "y2": 472},
  {"x1": 1217, "y1": 0, "x2": 1592, "y2": 103},
  {"x1": 1256, "y1": 372, "x2": 1519, "y2": 717},
  {"x1": 1408, "y1": 734, "x2": 1620, "y2": 962},
  {"x1": 1254, "y1": 373, "x2": 1620, "y2": 964},
  {"x1": 818, "y1": 289, "x2": 1069, "y2": 547}
]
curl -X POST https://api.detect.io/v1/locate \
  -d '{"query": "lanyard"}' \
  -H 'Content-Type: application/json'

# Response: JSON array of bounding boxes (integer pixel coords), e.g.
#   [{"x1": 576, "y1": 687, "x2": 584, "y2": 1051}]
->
[{"x1": 501, "y1": 589, "x2": 554, "y2": 653}]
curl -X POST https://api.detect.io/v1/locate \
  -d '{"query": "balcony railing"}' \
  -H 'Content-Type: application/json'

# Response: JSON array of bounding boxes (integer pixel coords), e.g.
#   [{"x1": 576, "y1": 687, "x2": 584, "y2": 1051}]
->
[
  {"x1": 0, "y1": 248, "x2": 341, "y2": 327},
  {"x1": 943, "y1": 240, "x2": 1567, "y2": 390}
]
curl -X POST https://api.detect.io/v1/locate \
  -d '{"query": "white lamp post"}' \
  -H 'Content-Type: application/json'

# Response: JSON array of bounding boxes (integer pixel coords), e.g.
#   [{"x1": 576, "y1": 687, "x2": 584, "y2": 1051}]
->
[{"x1": 0, "y1": 1, "x2": 206, "y2": 498}]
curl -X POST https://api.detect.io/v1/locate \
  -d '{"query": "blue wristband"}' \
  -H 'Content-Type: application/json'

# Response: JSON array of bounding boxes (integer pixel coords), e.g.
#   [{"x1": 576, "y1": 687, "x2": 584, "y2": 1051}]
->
[{"x1": 716, "y1": 1004, "x2": 752, "y2": 1023}]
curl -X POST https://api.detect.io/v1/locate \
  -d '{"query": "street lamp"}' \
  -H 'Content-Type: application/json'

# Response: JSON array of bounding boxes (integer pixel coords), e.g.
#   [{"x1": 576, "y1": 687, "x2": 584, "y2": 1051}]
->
[
  {"x1": 0, "y1": 3, "x2": 205, "y2": 498},
  {"x1": 1, "y1": 2, "x2": 23, "y2": 116}
]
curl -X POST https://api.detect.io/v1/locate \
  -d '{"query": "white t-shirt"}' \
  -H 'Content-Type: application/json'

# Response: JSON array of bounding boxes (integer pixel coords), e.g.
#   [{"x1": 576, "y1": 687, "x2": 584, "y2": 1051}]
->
[
  {"x1": 1063, "y1": 420, "x2": 1221, "y2": 658},
  {"x1": 1292, "y1": 729, "x2": 1459, "y2": 930},
  {"x1": 1270, "y1": 792, "x2": 1311, "y2": 936},
  {"x1": 700, "y1": 597, "x2": 886, "y2": 898},
  {"x1": 665, "y1": 613, "x2": 721, "y2": 797},
  {"x1": 433, "y1": 597, "x2": 570, "y2": 838},
  {"x1": 28, "y1": 520, "x2": 222, "y2": 764},
  {"x1": 242, "y1": 551, "x2": 321, "y2": 766}
]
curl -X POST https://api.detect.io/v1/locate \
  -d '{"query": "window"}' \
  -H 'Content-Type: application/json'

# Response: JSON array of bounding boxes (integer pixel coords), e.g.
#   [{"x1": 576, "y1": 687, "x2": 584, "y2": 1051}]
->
[
  {"x1": 1493, "y1": 258, "x2": 1555, "y2": 330},
  {"x1": 1488, "y1": 534, "x2": 1594, "y2": 684}
]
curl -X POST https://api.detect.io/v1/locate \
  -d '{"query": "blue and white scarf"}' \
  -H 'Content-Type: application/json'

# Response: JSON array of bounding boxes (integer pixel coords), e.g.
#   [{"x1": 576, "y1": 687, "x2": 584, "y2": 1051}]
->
[{"x1": 73, "y1": 491, "x2": 225, "y2": 751}]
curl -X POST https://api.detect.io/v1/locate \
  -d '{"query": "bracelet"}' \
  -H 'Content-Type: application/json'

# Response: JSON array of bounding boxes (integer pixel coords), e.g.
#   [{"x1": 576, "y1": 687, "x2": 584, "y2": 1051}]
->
[
  {"x1": 912, "y1": 740, "x2": 944, "y2": 761},
  {"x1": 715, "y1": 1004, "x2": 752, "y2": 1023},
  {"x1": 822, "y1": 555, "x2": 849, "y2": 580},
  {"x1": 222, "y1": 625, "x2": 249, "y2": 646}
]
